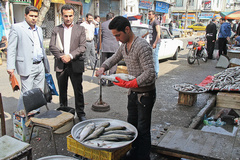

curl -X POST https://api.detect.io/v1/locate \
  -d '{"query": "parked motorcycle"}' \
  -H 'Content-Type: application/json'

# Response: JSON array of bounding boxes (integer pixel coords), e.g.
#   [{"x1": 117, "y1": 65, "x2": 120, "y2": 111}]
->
[{"x1": 186, "y1": 36, "x2": 208, "y2": 65}]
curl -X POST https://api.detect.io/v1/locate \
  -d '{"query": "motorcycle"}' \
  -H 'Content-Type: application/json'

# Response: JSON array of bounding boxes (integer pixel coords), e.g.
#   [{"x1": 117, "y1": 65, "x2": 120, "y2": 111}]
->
[{"x1": 186, "y1": 36, "x2": 208, "y2": 65}]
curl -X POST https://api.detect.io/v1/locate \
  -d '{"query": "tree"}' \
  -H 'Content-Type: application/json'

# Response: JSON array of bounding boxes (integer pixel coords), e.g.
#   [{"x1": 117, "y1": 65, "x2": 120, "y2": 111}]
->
[{"x1": 37, "y1": 0, "x2": 51, "y2": 26}]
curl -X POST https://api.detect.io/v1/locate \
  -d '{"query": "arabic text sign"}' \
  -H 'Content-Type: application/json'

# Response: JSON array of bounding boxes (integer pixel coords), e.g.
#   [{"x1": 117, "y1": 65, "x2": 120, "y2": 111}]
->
[{"x1": 155, "y1": 1, "x2": 169, "y2": 13}]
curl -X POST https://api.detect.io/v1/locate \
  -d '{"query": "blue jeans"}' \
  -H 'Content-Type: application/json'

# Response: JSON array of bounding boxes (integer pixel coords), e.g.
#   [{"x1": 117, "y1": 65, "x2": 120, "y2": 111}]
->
[
  {"x1": 152, "y1": 43, "x2": 160, "y2": 77},
  {"x1": 127, "y1": 89, "x2": 156, "y2": 160}
]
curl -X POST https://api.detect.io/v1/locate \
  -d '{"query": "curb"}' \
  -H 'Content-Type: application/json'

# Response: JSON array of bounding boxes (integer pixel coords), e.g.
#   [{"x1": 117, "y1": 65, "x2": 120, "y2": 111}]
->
[{"x1": 188, "y1": 94, "x2": 216, "y2": 129}]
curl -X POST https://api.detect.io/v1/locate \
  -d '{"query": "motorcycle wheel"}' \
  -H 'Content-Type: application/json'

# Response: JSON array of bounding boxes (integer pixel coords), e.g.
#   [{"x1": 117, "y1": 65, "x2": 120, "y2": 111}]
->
[
  {"x1": 187, "y1": 49, "x2": 195, "y2": 64},
  {"x1": 201, "y1": 49, "x2": 208, "y2": 62}
]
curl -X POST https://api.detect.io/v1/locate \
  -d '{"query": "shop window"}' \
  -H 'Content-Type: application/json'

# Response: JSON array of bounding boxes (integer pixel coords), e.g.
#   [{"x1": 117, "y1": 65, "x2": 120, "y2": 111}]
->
[{"x1": 176, "y1": 0, "x2": 183, "y2": 7}]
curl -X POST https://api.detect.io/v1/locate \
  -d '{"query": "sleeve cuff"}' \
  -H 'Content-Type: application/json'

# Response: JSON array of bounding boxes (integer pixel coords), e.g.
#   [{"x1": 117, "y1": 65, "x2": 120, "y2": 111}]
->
[{"x1": 69, "y1": 54, "x2": 73, "y2": 59}]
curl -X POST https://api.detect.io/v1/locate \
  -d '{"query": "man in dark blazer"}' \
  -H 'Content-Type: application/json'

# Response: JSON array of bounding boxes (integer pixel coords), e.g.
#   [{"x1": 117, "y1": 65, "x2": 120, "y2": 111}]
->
[
  {"x1": 100, "y1": 12, "x2": 120, "y2": 86},
  {"x1": 49, "y1": 4, "x2": 87, "y2": 121},
  {"x1": 206, "y1": 19, "x2": 217, "y2": 59}
]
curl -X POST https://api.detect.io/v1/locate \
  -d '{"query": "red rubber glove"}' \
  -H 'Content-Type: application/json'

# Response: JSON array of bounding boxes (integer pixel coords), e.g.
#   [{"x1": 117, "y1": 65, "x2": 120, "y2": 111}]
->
[{"x1": 113, "y1": 77, "x2": 138, "y2": 88}]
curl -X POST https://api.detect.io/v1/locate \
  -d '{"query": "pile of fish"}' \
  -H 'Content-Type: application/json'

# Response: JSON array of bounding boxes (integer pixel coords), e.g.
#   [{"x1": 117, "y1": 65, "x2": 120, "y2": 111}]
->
[
  {"x1": 205, "y1": 66, "x2": 240, "y2": 91},
  {"x1": 174, "y1": 83, "x2": 207, "y2": 93},
  {"x1": 78, "y1": 122, "x2": 135, "y2": 143},
  {"x1": 100, "y1": 73, "x2": 135, "y2": 82}
]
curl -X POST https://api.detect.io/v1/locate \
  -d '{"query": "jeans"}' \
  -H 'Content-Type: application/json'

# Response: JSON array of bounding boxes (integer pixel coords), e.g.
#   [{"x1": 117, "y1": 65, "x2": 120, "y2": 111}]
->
[
  {"x1": 152, "y1": 43, "x2": 160, "y2": 77},
  {"x1": 127, "y1": 89, "x2": 156, "y2": 160}
]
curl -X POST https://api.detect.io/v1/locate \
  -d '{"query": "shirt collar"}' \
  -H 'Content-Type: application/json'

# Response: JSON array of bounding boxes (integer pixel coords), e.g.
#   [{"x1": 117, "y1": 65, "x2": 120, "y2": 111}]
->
[{"x1": 63, "y1": 23, "x2": 74, "y2": 29}]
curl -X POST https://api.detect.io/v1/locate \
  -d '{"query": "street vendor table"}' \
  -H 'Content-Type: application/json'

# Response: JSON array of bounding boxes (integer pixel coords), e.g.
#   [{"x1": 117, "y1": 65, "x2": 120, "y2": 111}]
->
[{"x1": 227, "y1": 48, "x2": 240, "y2": 59}]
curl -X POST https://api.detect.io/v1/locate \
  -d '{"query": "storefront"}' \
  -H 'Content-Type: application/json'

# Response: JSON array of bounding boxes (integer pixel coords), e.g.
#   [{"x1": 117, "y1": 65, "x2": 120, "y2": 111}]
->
[
  {"x1": 198, "y1": 12, "x2": 214, "y2": 25},
  {"x1": 182, "y1": 13, "x2": 196, "y2": 26},
  {"x1": 155, "y1": 1, "x2": 170, "y2": 23}
]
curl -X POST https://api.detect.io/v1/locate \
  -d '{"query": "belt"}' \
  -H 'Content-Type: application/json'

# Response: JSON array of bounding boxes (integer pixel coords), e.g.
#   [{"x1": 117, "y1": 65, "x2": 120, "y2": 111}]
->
[
  {"x1": 33, "y1": 61, "x2": 42, "y2": 64},
  {"x1": 86, "y1": 40, "x2": 93, "y2": 42}
]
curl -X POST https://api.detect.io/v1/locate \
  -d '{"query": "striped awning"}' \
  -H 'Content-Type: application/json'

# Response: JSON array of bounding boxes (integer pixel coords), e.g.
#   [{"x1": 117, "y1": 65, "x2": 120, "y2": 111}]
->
[{"x1": 182, "y1": 13, "x2": 196, "y2": 20}]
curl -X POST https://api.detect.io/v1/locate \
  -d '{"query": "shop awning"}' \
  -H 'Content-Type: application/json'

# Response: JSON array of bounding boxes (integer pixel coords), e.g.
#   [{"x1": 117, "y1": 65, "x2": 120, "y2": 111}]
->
[
  {"x1": 51, "y1": 0, "x2": 65, "y2": 4},
  {"x1": 182, "y1": 13, "x2": 196, "y2": 20},
  {"x1": 213, "y1": 14, "x2": 221, "y2": 19},
  {"x1": 64, "y1": 0, "x2": 82, "y2": 5}
]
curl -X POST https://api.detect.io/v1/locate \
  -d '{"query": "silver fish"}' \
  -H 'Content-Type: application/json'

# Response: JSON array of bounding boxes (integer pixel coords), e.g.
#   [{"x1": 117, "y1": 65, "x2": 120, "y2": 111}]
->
[
  {"x1": 95, "y1": 122, "x2": 110, "y2": 130},
  {"x1": 101, "y1": 73, "x2": 135, "y2": 82},
  {"x1": 98, "y1": 133, "x2": 134, "y2": 141},
  {"x1": 104, "y1": 126, "x2": 126, "y2": 132},
  {"x1": 84, "y1": 126, "x2": 105, "y2": 141},
  {"x1": 103, "y1": 130, "x2": 135, "y2": 135},
  {"x1": 79, "y1": 122, "x2": 95, "y2": 142}
]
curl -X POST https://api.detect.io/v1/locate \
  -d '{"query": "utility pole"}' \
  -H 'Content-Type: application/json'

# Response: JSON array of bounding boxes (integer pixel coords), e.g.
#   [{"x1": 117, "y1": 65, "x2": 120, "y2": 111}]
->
[
  {"x1": 185, "y1": 0, "x2": 189, "y2": 29},
  {"x1": 196, "y1": 0, "x2": 198, "y2": 23}
]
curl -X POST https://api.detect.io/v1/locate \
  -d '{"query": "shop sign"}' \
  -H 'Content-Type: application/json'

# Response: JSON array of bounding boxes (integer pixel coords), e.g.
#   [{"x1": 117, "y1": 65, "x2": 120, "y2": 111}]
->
[
  {"x1": 139, "y1": 0, "x2": 154, "y2": 10},
  {"x1": 155, "y1": 1, "x2": 169, "y2": 13},
  {"x1": 202, "y1": 0, "x2": 211, "y2": 10},
  {"x1": 199, "y1": 12, "x2": 214, "y2": 19}
]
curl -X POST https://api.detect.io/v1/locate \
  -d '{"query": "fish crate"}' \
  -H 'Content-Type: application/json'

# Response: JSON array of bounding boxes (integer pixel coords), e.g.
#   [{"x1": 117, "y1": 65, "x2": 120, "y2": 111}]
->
[{"x1": 67, "y1": 135, "x2": 131, "y2": 160}]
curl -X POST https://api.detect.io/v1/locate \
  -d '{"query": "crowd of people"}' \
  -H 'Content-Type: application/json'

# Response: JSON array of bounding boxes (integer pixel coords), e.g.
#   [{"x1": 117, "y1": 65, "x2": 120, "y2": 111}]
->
[{"x1": 205, "y1": 17, "x2": 240, "y2": 59}]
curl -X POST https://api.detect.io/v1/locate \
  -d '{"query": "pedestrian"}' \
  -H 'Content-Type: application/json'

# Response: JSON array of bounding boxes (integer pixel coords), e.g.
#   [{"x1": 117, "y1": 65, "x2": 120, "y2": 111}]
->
[
  {"x1": 93, "y1": 15, "x2": 100, "y2": 50},
  {"x1": 7, "y1": 6, "x2": 50, "y2": 111},
  {"x1": 148, "y1": 10, "x2": 161, "y2": 77},
  {"x1": 169, "y1": 20, "x2": 173, "y2": 35},
  {"x1": 236, "y1": 23, "x2": 240, "y2": 36},
  {"x1": 234, "y1": 35, "x2": 240, "y2": 47},
  {"x1": 100, "y1": 12, "x2": 119, "y2": 86},
  {"x1": 232, "y1": 20, "x2": 239, "y2": 34},
  {"x1": 80, "y1": 13, "x2": 96, "y2": 70},
  {"x1": 218, "y1": 18, "x2": 231, "y2": 56},
  {"x1": 206, "y1": 19, "x2": 217, "y2": 59},
  {"x1": 96, "y1": 16, "x2": 156, "y2": 160},
  {"x1": 49, "y1": 4, "x2": 87, "y2": 121}
]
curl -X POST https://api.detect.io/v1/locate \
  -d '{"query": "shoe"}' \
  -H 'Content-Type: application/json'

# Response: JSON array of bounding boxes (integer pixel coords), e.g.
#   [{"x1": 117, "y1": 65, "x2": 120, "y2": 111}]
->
[
  {"x1": 78, "y1": 115, "x2": 87, "y2": 121},
  {"x1": 121, "y1": 150, "x2": 138, "y2": 160}
]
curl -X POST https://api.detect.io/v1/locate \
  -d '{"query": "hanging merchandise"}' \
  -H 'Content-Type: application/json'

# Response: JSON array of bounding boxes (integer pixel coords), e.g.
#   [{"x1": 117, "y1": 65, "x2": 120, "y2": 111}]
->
[
  {"x1": 0, "y1": 6, "x2": 10, "y2": 30},
  {"x1": 0, "y1": 12, "x2": 6, "y2": 39},
  {"x1": 85, "y1": 0, "x2": 90, "y2": 3}
]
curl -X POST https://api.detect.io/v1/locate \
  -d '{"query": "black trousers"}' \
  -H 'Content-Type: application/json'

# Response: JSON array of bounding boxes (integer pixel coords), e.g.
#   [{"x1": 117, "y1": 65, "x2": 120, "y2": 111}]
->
[
  {"x1": 206, "y1": 36, "x2": 215, "y2": 59},
  {"x1": 218, "y1": 38, "x2": 228, "y2": 56},
  {"x1": 127, "y1": 89, "x2": 156, "y2": 160},
  {"x1": 56, "y1": 64, "x2": 85, "y2": 117}
]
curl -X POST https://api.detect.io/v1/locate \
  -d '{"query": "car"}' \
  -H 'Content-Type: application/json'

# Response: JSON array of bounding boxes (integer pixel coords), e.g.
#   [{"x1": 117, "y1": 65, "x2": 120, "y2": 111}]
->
[
  {"x1": 161, "y1": 23, "x2": 183, "y2": 38},
  {"x1": 187, "y1": 23, "x2": 206, "y2": 31},
  {"x1": 131, "y1": 24, "x2": 184, "y2": 60}
]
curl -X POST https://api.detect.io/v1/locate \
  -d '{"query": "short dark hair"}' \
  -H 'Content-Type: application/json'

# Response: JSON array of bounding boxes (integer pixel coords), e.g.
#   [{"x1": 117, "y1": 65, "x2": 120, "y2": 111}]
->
[
  {"x1": 86, "y1": 13, "x2": 93, "y2": 18},
  {"x1": 61, "y1": 4, "x2": 75, "y2": 14},
  {"x1": 25, "y1": 6, "x2": 38, "y2": 15},
  {"x1": 106, "y1": 12, "x2": 114, "y2": 20},
  {"x1": 94, "y1": 15, "x2": 100, "y2": 19},
  {"x1": 220, "y1": 18, "x2": 225, "y2": 21},
  {"x1": 108, "y1": 16, "x2": 131, "y2": 33},
  {"x1": 149, "y1": 10, "x2": 155, "y2": 15},
  {"x1": 212, "y1": 18, "x2": 216, "y2": 22}
]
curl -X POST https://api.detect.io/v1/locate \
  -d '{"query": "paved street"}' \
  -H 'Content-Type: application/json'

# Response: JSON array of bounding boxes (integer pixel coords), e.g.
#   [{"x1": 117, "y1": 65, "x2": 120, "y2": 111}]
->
[{"x1": 0, "y1": 33, "x2": 226, "y2": 159}]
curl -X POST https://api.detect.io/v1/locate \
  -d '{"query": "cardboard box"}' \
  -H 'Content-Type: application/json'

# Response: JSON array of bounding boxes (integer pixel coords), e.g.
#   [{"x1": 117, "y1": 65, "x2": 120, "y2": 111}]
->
[{"x1": 13, "y1": 111, "x2": 38, "y2": 142}]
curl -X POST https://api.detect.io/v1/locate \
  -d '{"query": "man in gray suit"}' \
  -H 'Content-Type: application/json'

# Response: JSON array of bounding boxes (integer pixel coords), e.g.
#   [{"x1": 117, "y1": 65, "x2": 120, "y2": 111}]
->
[
  {"x1": 100, "y1": 12, "x2": 120, "y2": 86},
  {"x1": 49, "y1": 5, "x2": 87, "y2": 121},
  {"x1": 7, "y1": 6, "x2": 50, "y2": 111}
]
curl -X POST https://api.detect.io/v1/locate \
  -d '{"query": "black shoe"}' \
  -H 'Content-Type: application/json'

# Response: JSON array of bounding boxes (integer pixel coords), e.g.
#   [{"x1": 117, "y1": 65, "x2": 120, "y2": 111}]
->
[
  {"x1": 121, "y1": 150, "x2": 138, "y2": 160},
  {"x1": 78, "y1": 115, "x2": 87, "y2": 121}
]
